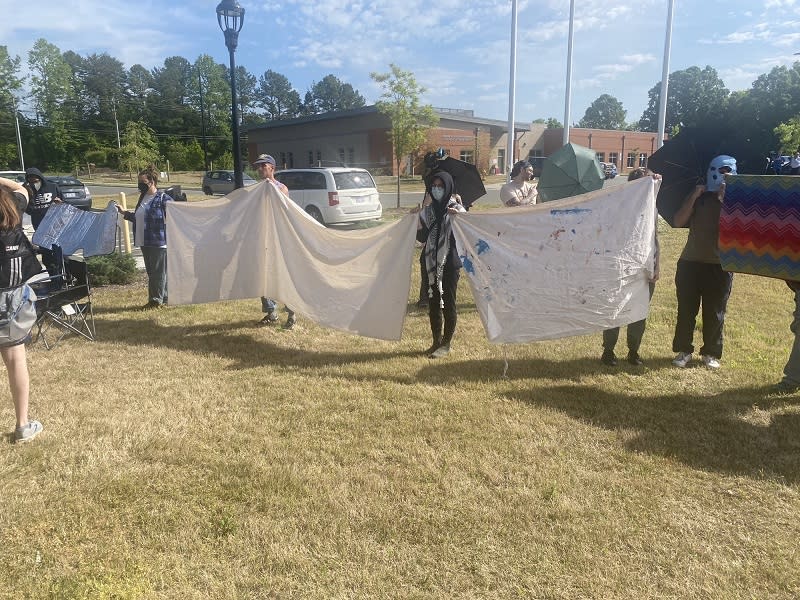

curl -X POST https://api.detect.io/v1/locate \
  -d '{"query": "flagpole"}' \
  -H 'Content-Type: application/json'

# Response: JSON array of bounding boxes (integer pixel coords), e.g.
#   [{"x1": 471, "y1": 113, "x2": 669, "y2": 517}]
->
[
  {"x1": 506, "y1": 0, "x2": 519, "y2": 178},
  {"x1": 563, "y1": 0, "x2": 575, "y2": 145},
  {"x1": 657, "y1": 0, "x2": 675, "y2": 148}
]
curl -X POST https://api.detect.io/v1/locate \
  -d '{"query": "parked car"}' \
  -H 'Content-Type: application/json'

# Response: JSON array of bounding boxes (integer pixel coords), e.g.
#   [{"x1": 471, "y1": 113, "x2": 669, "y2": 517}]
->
[
  {"x1": 0, "y1": 170, "x2": 26, "y2": 183},
  {"x1": 45, "y1": 176, "x2": 92, "y2": 210},
  {"x1": 599, "y1": 162, "x2": 617, "y2": 179},
  {"x1": 274, "y1": 167, "x2": 382, "y2": 226},
  {"x1": 202, "y1": 170, "x2": 257, "y2": 195}
]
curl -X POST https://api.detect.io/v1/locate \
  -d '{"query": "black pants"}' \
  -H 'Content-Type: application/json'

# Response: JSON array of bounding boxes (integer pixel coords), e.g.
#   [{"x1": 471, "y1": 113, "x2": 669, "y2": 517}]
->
[
  {"x1": 672, "y1": 260, "x2": 733, "y2": 358},
  {"x1": 428, "y1": 262, "x2": 460, "y2": 347},
  {"x1": 418, "y1": 247, "x2": 429, "y2": 304},
  {"x1": 603, "y1": 281, "x2": 656, "y2": 355}
]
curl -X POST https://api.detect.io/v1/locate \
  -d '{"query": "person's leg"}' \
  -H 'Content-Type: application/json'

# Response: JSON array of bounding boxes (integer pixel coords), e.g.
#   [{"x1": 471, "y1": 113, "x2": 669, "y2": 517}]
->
[
  {"x1": 261, "y1": 297, "x2": 276, "y2": 314},
  {"x1": 698, "y1": 264, "x2": 733, "y2": 359},
  {"x1": 417, "y1": 247, "x2": 429, "y2": 307},
  {"x1": 144, "y1": 247, "x2": 167, "y2": 305},
  {"x1": 626, "y1": 282, "x2": 656, "y2": 359},
  {"x1": 284, "y1": 306, "x2": 296, "y2": 329},
  {"x1": 140, "y1": 246, "x2": 156, "y2": 305},
  {"x1": 781, "y1": 289, "x2": 800, "y2": 387},
  {"x1": 672, "y1": 260, "x2": 701, "y2": 355},
  {"x1": 440, "y1": 264, "x2": 460, "y2": 348},
  {"x1": 427, "y1": 285, "x2": 443, "y2": 354},
  {"x1": 1, "y1": 344, "x2": 29, "y2": 428}
]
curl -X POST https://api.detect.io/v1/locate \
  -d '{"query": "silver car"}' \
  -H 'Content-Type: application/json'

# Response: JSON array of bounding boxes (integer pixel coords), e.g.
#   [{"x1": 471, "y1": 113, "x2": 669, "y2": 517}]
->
[{"x1": 201, "y1": 170, "x2": 257, "y2": 195}]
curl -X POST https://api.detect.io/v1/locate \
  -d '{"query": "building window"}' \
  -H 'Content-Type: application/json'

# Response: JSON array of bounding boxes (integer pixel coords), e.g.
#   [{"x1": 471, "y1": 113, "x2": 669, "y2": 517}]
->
[
  {"x1": 497, "y1": 149, "x2": 505, "y2": 173},
  {"x1": 287, "y1": 152, "x2": 294, "y2": 168},
  {"x1": 338, "y1": 148, "x2": 345, "y2": 164},
  {"x1": 280, "y1": 153, "x2": 286, "y2": 169},
  {"x1": 639, "y1": 153, "x2": 647, "y2": 167},
  {"x1": 596, "y1": 152, "x2": 605, "y2": 162},
  {"x1": 348, "y1": 148, "x2": 354, "y2": 165},
  {"x1": 530, "y1": 149, "x2": 544, "y2": 157},
  {"x1": 308, "y1": 151, "x2": 314, "y2": 166},
  {"x1": 627, "y1": 153, "x2": 636, "y2": 168},
  {"x1": 608, "y1": 152, "x2": 618, "y2": 165},
  {"x1": 316, "y1": 151, "x2": 322, "y2": 165},
  {"x1": 459, "y1": 150, "x2": 474, "y2": 164}
]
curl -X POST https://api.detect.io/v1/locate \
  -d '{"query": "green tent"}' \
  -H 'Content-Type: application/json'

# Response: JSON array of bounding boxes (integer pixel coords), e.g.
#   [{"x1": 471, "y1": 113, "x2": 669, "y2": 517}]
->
[{"x1": 537, "y1": 142, "x2": 605, "y2": 202}]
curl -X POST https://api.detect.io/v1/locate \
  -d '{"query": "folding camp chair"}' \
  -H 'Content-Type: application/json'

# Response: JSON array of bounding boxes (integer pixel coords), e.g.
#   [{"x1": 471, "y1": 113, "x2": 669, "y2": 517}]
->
[{"x1": 30, "y1": 254, "x2": 95, "y2": 350}]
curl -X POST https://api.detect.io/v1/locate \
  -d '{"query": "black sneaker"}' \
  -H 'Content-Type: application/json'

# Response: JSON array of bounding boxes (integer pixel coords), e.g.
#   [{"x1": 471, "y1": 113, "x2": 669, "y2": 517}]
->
[
  {"x1": 601, "y1": 350, "x2": 617, "y2": 367},
  {"x1": 627, "y1": 352, "x2": 644, "y2": 366},
  {"x1": 283, "y1": 317, "x2": 296, "y2": 330},
  {"x1": 258, "y1": 312, "x2": 279, "y2": 326}
]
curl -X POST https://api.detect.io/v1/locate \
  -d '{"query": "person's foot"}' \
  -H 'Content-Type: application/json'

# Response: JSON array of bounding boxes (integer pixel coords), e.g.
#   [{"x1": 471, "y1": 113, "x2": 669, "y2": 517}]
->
[
  {"x1": 672, "y1": 352, "x2": 693, "y2": 368},
  {"x1": 140, "y1": 300, "x2": 163, "y2": 310},
  {"x1": 428, "y1": 344, "x2": 451, "y2": 359},
  {"x1": 258, "y1": 312, "x2": 279, "y2": 326},
  {"x1": 627, "y1": 352, "x2": 644, "y2": 366},
  {"x1": 283, "y1": 317, "x2": 296, "y2": 330},
  {"x1": 601, "y1": 350, "x2": 617, "y2": 367},
  {"x1": 15, "y1": 420, "x2": 43, "y2": 444},
  {"x1": 769, "y1": 380, "x2": 800, "y2": 395},
  {"x1": 701, "y1": 355, "x2": 721, "y2": 370}
]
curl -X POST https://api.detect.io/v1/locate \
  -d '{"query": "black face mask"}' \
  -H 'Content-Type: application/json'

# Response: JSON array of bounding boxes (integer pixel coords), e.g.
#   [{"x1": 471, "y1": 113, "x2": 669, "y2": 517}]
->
[{"x1": 138, "y1": 182, "x2": 150, "y2": 194}]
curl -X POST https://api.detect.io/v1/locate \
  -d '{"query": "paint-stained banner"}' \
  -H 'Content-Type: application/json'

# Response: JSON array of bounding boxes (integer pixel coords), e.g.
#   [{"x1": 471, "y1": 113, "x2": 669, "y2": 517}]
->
[{"x1": 450, "y1": 177, "x2": 659, "y2": 343}]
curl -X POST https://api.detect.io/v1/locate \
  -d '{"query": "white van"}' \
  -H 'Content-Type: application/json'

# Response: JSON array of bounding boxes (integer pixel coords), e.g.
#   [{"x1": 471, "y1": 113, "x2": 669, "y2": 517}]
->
[{"x1": 274, "y1": 167, "x2": 382, "y2": 226}]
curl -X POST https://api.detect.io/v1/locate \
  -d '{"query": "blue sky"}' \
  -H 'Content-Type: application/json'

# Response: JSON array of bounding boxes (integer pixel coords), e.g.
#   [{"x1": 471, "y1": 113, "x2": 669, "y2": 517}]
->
[{"x1": 3, "y1": 0, "x2": 799, "y2": 126}]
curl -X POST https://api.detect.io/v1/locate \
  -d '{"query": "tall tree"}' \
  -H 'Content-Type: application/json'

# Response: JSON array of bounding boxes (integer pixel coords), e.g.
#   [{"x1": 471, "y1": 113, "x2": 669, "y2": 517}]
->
[
  {"x1": 306, "y1": 74, "x2": 366, "y2": 114},
  {"x1": 0, "y1": 46, "x2": 24, "y2": 169},
  {"x1": 370, "y1": 64, "x2": 439, "y2": 207},
  {"x1": 235, "y1": 65, "x2": 258, "y2": 125},
  {"x1": 578, "y1": 94, "x2": 627, "y2": 130},
  {"x1": 256, "y1": 70, "x2": 301, "y2": 120},
  {"x1": 638, "y1": 66, "x2": 729, "y2": 132},
  {"x1": 118, "y1": 120, "x2": 161, "y2": 175},
  {"x1": 545, "y1": 117, "x2": 563, "y2": 129}
]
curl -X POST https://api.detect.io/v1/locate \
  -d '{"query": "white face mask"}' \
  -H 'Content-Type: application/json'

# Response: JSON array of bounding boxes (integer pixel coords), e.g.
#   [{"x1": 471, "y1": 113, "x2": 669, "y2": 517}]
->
[
  {"x1": 32, "y1": 181, "x2": 41, "y2": 191},
  {"x1": 431, "y1": 186, "x2": 445, "y2": 201}
]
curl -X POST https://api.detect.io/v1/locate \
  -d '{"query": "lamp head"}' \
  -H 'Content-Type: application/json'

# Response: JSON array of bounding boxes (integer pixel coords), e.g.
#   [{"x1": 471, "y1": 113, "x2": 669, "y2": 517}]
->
[{"x1": 216, "y1": 0, "x2": 245, "y2": 34}]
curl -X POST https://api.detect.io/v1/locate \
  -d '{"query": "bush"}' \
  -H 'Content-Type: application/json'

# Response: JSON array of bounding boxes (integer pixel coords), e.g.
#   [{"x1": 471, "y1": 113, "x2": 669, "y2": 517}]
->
[{"x1": 86, "y1": 253, "x2": 138, "y2": 286}]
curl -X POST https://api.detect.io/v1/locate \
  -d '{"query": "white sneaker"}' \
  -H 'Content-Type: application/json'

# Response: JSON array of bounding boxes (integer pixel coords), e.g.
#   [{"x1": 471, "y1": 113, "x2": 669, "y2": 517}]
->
[
  {"x1": 702, "y1": 355, "x2": 720, "y2": 370},
  {"x1": 15, "y1": 420, "x2": 43, "y2": 443},
  {"x1": 672, "y1": 352, "x2": 693, "y2": 368}
]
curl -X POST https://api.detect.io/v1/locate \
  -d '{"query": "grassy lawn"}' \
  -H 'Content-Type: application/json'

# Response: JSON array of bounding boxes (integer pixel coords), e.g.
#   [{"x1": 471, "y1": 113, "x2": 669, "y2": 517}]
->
[{"x1": 1, "y1": 221, "x2": 799, "y2": 598}]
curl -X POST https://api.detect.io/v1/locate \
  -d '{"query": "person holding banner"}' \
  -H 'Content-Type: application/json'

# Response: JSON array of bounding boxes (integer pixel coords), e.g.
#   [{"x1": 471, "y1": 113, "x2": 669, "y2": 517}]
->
[{"x1": 116, "y1": 167, "x2": 172, "y2": 309}]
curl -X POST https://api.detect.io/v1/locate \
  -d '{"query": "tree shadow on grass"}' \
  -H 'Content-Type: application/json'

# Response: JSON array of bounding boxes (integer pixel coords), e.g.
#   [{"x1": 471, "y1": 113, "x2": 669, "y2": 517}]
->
[
  {"x1": 508, "y1": 384, "x2": 800, "y2": 484},
  {"x1": 102, "y1": 317, "x2": 421, "y2": 371}
]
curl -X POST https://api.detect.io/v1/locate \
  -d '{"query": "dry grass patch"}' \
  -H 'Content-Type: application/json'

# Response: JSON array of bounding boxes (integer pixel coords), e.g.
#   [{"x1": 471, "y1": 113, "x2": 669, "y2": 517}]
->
[{"x1": 1, "y1": 222, "x2": 799, "y2": 598}]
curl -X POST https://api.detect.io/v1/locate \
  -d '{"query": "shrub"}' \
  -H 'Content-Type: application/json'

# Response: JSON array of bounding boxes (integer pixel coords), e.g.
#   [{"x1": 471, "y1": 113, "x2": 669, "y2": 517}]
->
[{"x1": 86, "y1": 253, "x2": 138, "y2": 286}]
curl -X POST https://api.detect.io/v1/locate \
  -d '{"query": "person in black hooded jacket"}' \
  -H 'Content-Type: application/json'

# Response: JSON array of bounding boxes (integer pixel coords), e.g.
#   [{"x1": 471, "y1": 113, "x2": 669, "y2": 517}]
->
[
  {"x1": 23, "y1": 167, "x2": 62, "y2": 278},
  {"x1": 413, "y1": 170, "x2": 466, "y2": 358}
]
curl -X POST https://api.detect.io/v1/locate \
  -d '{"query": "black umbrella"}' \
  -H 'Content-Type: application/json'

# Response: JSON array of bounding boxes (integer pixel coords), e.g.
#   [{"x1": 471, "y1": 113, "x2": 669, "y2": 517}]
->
[
  {"x1": 648, "y1": 125, "x2": 733, "y2": 227},
  {"x1": 423, "y1": 153, "x2": 486, "y2": 210}
]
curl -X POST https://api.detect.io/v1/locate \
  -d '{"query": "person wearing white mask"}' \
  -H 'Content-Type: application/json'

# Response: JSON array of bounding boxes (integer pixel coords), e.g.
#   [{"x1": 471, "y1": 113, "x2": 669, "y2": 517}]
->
[
  {"x1": 24, "y1": 167, "x2": 63, "y2": 279},
  {"x1": 412, "y1": 170, "x2": 466, "y2": 358}
]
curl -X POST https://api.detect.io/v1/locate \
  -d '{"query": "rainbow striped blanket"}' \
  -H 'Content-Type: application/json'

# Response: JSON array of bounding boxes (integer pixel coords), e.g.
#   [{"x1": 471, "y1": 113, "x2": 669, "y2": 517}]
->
[{"x1": 719, "y1": 175, "x2": 800, "y2": 280}]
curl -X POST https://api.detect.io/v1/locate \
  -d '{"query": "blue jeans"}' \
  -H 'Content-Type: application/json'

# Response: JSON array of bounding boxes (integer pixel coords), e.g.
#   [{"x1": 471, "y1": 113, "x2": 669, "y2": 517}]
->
[
  {"x1": 782, "y1": 288, "x2": 800, "y2": 385},
  {"x1": 141, "y1": 246, "x2": 167, "y2": 305}
]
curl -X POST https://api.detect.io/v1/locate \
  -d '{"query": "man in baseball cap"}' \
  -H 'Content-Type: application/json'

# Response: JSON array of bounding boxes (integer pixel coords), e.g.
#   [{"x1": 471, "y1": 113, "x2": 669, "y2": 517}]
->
[{"x1": 252, "y1": 152, "x2": 296, "y2": 329}]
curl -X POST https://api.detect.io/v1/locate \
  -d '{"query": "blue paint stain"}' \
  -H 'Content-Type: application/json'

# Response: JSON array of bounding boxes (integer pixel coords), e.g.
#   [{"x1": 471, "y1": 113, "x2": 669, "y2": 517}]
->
[
  {"x1": 475, "y1": 239, "x2": 490, "y2": 255},
  {"x1": 461, "y1": 255, "x2": 475, "y2": 275},
  {"x1": 550, "y1": 208, "x2": 592, "y2": 215}
]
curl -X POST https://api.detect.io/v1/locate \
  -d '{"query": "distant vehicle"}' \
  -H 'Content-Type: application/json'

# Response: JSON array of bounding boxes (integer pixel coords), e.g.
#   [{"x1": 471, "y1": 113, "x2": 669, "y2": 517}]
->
[
  {"x1": 202, "y1": 170, "x2": 257, "y2": 195},
  {"x1": 274, "y1": 167, "x2": 382, "y2": 226},
  {"x1": 599, "y1": 162, "x2": 617, "y2": 179},
  {"x1": 45, "y1": 176, "x2": 92, "y2": 210},
  {"x1": 0, "y1": 171, "x2": 26, "y2": 183}
]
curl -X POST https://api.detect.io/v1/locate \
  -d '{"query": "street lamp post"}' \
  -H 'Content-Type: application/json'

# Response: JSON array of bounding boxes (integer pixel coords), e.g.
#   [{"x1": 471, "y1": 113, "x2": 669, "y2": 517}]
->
[{"x1": 216, "y1": 0, "x2": 245, "y2": 189}]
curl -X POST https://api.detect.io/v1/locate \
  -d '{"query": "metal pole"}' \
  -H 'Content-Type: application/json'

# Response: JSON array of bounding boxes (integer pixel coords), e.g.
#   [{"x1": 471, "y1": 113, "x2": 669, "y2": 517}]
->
[
  {"x1": 225, "y1": 30, "x2": 243, "y2": 190},
  {"x1": 198, "y1": 70, "x2": 209, "y2": 171},
  {"x1": 13, "y1": 99, "x2": 24, "y2": 170},
  {"x1": 657, "y1": 0, "x2": 675, "y2": 148},
  {"x1": 563, "y1": 0, "x2": 575, "y2": 146},
  {"x1": 505, "y1": 0, "x2": 518, "y2": 178},
  {"x1": 112, "y1": 99, "x2": 121, "y2": 149}
]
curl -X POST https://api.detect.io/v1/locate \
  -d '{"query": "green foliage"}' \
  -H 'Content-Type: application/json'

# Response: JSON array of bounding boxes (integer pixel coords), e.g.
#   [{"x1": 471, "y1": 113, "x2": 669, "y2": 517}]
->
[
  {"x1": 256, "y1": 69, "x2": 302, "y2": 120},
  {"x1": 84, "y1": 149, "x2": 108, "y2": 167},
  {"x1": 579, "y1": 94, "x2": 627, "y2": 130},
  {"x1": 305, "y1": 74, "x2": 366, "y2": 114},
  {"x1": 371, "y1": 64, "x2": 439, "y2": 206},
  {"x1": 545, "y1": 117, "x2": 563, "y2": 129},
  {"x1": 639, "y1": 66, "x2": 729, "y2": 131},
  {"x1": 119, "y1": 120, "x2": 161, "y2": 174},
  {"x1": 775, "y1": 117, "x2": 800, "y2": 154},
  {"x1": 86, "y1": 253, "x2": 137, "y2": 286}
]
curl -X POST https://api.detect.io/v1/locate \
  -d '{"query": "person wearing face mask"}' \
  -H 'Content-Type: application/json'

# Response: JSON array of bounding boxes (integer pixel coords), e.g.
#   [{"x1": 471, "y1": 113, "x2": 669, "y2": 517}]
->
[
  {"x1": 500, "y1": 160, "x2": 538, "y2": 207},
  {"x1": 24, "y1": 167, "x2": 63, "y2": 279},
  {"x1": 670, "y1": 155, "x2": 737, "y2": 370},
  {"x1": 412, "y1": 170, "x2": 466, "y2": 358},
  {"x1": 115, "y1": 166, "x2": 173, "y2": 309}
]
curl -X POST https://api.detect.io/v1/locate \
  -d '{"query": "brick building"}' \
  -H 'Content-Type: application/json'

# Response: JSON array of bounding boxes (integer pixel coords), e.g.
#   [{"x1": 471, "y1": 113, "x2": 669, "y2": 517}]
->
[{"x1": 245, "y1": 106, "x2": 662, "y2": 177}]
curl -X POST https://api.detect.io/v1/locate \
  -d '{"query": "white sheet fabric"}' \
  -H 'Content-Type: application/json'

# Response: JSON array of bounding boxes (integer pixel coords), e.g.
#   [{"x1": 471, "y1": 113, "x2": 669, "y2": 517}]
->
[
  {"x1": 450, "y1": 177, "x2": 659, "y2": 343},
  {"x1": 167, "y1": 182, "x2": 418, "y2": 340}
]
